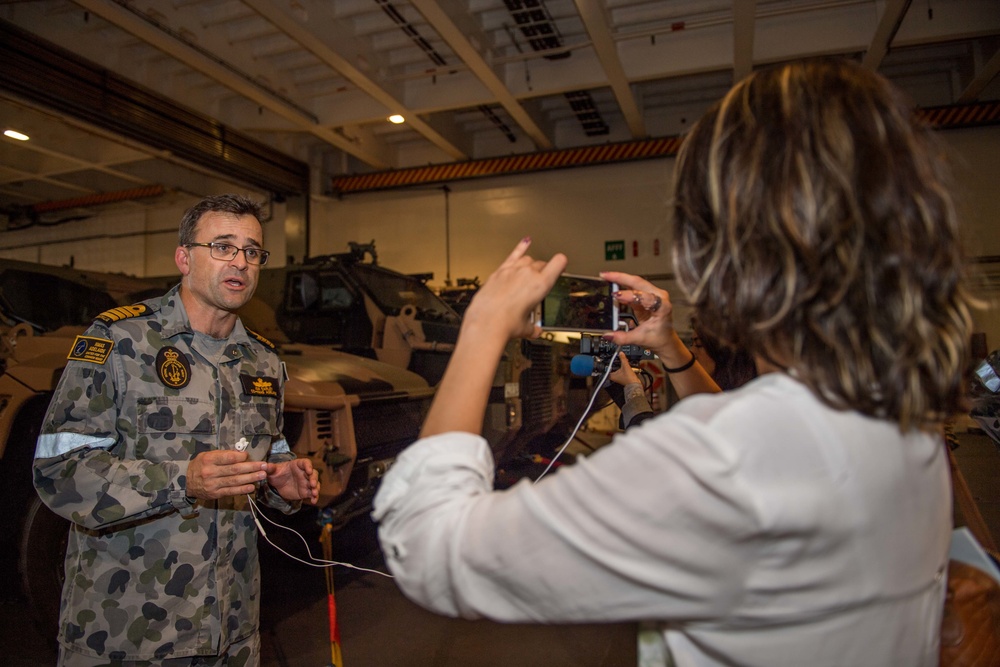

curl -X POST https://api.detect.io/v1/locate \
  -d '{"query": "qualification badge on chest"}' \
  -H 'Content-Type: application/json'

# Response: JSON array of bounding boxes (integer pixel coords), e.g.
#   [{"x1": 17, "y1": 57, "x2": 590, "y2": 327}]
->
[
  {"x1": 156, "y1": 346, "x2": 191, "y2": 389},
  {"x1": 240, "y1": 374, "x2": 280, "y2": 398}
]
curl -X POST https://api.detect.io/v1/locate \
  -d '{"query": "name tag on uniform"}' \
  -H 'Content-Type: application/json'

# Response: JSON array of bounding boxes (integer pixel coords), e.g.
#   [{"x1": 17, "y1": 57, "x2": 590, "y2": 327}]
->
[
  {"x1": 240, "y1": 374, "x2": 280, "y2": 398},
  {"x1": 67, "y1": 336, "x2": 114, "y2": 364}
]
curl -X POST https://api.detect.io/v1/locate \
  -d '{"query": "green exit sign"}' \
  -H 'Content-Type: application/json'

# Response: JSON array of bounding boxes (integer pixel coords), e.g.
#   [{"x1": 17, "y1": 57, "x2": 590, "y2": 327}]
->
[{"x1": 605, "y1": 240, "x2": 625, "y2": 260}]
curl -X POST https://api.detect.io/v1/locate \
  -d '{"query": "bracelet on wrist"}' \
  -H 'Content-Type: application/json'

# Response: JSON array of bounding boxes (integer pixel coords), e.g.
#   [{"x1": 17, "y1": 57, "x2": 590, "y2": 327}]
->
[{"x1": 663, "y1": 349, "x2": 696, "y2": 374}]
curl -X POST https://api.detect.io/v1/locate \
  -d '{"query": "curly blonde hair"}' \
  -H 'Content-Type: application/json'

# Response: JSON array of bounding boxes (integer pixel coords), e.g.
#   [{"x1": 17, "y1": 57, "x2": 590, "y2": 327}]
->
[{"x1": 672, "y1": 58, "x2": 976, "y2": 429}]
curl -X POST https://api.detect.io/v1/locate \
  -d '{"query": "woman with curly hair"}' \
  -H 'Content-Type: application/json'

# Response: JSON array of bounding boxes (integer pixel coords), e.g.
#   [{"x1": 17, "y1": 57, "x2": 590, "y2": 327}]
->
[{"x1": 374, "y1": 58, "x2": 976, "y2": 666}]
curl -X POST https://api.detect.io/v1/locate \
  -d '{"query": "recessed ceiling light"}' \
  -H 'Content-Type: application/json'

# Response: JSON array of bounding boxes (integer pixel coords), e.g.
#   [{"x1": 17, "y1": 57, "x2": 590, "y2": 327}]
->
[
  {"x1": 388, "y1": 115, "x2": 405, "y2": 124},
  {"x1": 4, "y1": 129, "x2": 29, "y2": 141}
]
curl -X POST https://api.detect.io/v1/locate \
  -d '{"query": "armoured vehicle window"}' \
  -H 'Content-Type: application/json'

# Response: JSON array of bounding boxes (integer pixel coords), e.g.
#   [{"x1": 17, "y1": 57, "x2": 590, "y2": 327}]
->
[
  {"x1": 0, "y1": 269, "x2": 117, "y2": 332},
  {"x1": 351, "y1": 264, "x2": 458, "y2": 322},
  {"x1": 287, "y1": 272, "x2": 354, "y2": 312},
  {"x1": 322, "y1": 284, "x2": 354, "y2": 309},
  {"x1": 287, "y1": 273, "x2": 318, "y2": 311}
]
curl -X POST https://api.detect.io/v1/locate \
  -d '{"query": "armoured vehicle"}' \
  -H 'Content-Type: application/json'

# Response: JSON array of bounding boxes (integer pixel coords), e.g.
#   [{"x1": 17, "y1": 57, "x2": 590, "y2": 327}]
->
[
  {"x1": 0, "y1": 257, "x2": 434, "y2": 633},
  {"x1": 240, "y1": 242, "x2": 581, "y2": 470},
  {"x1": 436, "y1": 276, "x2": 481, "y2": 316}
]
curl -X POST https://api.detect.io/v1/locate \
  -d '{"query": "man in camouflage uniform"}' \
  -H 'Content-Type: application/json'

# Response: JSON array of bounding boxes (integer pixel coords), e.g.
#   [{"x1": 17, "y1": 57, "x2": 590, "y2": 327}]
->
[{"x1": 33, "y1": 194, "x2": 319, "y2": 666}]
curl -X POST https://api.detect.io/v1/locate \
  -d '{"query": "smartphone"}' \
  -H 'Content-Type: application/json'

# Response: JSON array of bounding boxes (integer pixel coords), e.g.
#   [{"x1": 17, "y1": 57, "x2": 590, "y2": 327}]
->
[{"x1": 534, "y1": 273, "x2": 619, "y2": 332}]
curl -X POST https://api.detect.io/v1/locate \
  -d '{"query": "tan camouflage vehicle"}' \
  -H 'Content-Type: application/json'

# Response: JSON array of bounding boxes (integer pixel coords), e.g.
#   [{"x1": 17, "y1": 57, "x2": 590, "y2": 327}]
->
[
  {"x1": 0, "y1": 256, "x2": 434, "y2": 633},
  {"x1": 241, "y1": 242, "x2": 581, "y2": 469}
]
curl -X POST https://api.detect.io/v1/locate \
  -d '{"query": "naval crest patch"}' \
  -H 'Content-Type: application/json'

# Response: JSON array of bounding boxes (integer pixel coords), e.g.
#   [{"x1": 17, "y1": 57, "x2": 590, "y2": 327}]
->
[{"x1": 156, "y1": 346, "x2": 191, "y2": 389}]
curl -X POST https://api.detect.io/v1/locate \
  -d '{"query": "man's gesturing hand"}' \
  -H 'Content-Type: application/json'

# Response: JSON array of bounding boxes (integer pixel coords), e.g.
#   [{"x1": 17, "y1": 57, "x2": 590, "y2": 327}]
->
[
  {"x1": 185, "y1": 449, "x2": 267, "y2": 500},
  {"x1": 266, "y1": 458, "x2": 320, "y2": 505}
]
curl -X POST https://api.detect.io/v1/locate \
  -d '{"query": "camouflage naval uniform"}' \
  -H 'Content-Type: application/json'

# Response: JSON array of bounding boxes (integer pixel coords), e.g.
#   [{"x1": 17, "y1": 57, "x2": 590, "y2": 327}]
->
[{"x1": 33, "y1": 284, "x2": 298, "y2": 663}]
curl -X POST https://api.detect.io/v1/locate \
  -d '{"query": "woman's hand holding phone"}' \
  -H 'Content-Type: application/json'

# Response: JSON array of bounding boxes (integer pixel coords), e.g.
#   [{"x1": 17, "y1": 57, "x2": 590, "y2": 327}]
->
[{"x1": 599, "y1": 271, "x2": 680, "y2": 354}]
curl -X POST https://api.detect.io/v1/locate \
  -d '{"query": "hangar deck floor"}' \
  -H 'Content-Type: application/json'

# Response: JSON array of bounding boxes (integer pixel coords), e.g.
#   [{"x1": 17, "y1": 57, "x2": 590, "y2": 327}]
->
[{"x1": 3, "y1": 429, "x2": 998, "y2": 667}]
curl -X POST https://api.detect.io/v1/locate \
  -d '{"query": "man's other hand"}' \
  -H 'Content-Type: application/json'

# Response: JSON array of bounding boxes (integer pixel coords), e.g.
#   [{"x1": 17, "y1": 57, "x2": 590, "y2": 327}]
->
[{"x1": 265, "y1": 458, "x2": 320, "y2": 505}]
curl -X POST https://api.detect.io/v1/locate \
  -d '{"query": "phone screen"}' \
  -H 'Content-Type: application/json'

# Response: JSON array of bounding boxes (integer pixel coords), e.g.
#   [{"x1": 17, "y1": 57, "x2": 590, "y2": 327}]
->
[{"x1": 536, "y1": 274, "x2": 618, "y2": 332}]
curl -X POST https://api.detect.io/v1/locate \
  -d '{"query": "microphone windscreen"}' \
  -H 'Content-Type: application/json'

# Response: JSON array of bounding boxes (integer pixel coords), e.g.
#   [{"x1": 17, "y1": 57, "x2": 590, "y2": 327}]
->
[{"x1": 570, "y1": 354, "x2": 595, "y2": 377}]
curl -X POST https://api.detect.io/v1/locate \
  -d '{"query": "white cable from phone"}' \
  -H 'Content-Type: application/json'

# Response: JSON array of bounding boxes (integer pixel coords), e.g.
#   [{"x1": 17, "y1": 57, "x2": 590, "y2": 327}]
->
[
  {"x1": 533, "y1": 343, "x2": 619, "y2": 483},
  {"x1": 249, "y1": 331, "x2": 622, "y2": 563},
  {"x1": 246, "y1": 493, "x2": 394, "y2": 579}
]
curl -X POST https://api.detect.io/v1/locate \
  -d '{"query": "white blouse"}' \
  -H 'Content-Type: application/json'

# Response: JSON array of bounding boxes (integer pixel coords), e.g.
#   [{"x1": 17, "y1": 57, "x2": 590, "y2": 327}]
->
[{"x1": 373, "y1": 373, "x2": 949, "y2": 666}]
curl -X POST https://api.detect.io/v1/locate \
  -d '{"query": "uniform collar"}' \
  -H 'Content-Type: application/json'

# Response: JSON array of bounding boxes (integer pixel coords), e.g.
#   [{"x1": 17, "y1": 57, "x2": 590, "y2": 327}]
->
[{"x1": 156, "y1": 284, "x2": 256, "y2": 354}]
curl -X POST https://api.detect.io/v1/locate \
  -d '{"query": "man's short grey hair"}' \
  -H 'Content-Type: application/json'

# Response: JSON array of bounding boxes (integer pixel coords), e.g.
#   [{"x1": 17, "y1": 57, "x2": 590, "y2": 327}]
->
[{"x1": 178, "y1": 194, "x2": 264, "y2": 246}]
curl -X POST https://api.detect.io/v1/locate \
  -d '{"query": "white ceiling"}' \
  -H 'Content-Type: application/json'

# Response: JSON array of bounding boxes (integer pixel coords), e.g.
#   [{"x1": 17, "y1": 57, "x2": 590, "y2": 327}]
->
[{"x1": 1, "y1": 0, "x2": 999, "y2": 228}]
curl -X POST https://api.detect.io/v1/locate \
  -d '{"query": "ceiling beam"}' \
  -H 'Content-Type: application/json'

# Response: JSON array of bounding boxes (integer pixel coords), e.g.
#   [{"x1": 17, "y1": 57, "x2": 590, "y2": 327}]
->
[
  {"x1": 573, "y1": 0, "x2": 645, "y2": 138},
  {"x1": 957, "y1": 45, "x2": 1000, "y2": 103},
  {"x1": 0, "y1": 89, "x2": 267, "y2": 199},
  {"x1": 408, "y1": 0, "x2": 553, "y2": 150},
  {"x1": 241, "y1": 0, "x2": 469, "y2": 160},
  {"x1": 0, "y1": 19, "x2": 310, "y2": 195},
  {"x1": 72, "y1": 0, "x2": 391, "y2": 168},
  {"x1": 862, "y1": 0, "x2": 912, "y2": 70},
  {"x1": 3, "y1": 142, "x2": 149, "y2": 186},
  {"x1": 0, "y1": 165, "x2": 93, "y2": 194}
]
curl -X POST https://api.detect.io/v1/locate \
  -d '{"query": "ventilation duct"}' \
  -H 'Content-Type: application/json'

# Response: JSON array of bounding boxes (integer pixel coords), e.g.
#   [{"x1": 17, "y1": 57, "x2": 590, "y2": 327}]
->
[{"x1": 0, "y1": 19, "x2": 308, "y2": 197}]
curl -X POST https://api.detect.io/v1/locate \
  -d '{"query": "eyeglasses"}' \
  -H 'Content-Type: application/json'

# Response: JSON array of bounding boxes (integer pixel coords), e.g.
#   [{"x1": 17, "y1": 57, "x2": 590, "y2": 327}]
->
[{"x1": 185, "y1": 242, "x2": 270, "y2": 266}]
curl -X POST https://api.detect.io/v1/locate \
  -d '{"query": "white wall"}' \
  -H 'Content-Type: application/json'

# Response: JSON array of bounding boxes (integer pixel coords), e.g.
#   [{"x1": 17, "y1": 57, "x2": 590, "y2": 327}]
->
[
  {"x1": 311, "y1": 159, "x2": 676, "y2": 285},
  {"x1": 946, "y1": 126, "x2": 1000, "y2": 257},
  {"x1": 943, "y1": 126, "x2": 1000, "y2": 351},
  {"x1": 0, "y1": 204, "x2": 181, "y2": 275},
  {"x1": 310, "y1": 125, "x2": 1000, "y2": 341},
  {"x1": 0, "y1": 194, "x2": 290, "y2": 279}
]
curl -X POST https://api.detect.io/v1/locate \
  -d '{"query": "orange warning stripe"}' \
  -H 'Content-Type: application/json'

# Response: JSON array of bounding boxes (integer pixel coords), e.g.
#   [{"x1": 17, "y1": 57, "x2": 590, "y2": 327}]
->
[
  {"x1": 331, "y1": 137, "x2": 683, "y2": 194},
  {"x1": 31, "y1": 185, "x2": 166, "y2": 214},
  {"x1": 331, "y1": 101, "x2": 999, "y2": 195},
  {"x1": 916, "y1": 101, "x2": 1000, "y2": 128}
]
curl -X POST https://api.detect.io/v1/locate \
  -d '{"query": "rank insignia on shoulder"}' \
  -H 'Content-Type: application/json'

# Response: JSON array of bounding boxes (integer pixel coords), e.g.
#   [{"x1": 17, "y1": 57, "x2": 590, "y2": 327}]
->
[
  {"x1": 95, "y1": 304, "x2": 150, "y2": 324},
  {"x1": 245, "y1": 328, "x2": 276, "y2": 350},
  {"x1": 240, "y1": 374, "x2": 280, "y2": 398},
  {"x1": 156, "y1": 346, "x2": 191, "y2": 389},
  {"x1": 67, "y1": 336, "x2": 114, "y2": 364}
]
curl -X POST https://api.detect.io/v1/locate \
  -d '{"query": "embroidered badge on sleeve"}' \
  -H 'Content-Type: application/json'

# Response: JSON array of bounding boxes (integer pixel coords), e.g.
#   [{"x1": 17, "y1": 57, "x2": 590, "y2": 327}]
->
[
  {"x1": 67, "y1": 336, "x2": 114, "y2": 364},
  {"x1": 95, "y1": 304, "x2": 149, "y2": 324}
]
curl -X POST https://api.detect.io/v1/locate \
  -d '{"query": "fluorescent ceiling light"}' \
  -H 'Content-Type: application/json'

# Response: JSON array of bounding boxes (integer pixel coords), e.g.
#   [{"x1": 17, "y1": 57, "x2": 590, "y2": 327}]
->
[{"x1": 4, "y1": 129, "x2": 29, "y2": 141}]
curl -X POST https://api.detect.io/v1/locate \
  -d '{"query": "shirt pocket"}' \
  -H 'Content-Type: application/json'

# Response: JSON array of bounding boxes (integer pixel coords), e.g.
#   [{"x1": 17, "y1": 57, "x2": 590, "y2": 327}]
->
[
  {"x1": 238, "y1": 400, "x2": 280, "y2": 461},
  {"x1": 135, "y1": 396, "x2": 216, "y2": 461}
]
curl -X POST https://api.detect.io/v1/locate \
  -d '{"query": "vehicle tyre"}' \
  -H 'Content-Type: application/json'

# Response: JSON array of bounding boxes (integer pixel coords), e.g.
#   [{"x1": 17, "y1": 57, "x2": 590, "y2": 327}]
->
[
  {"x1": 0, "y1": 396, "x2": 49, "y2": 600},
  {"x1": 18, "y1": 494, "x2": 68, "y2": 637}
]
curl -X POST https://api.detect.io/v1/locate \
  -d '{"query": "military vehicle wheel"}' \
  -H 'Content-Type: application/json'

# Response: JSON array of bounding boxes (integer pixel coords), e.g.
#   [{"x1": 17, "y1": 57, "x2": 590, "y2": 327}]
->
[
  {"x1": 0, "y1": 397, "x2": 49, "y2": 597},
  {"x1": 18, "y1": 494, "x2": 67, "y2": 637}
]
